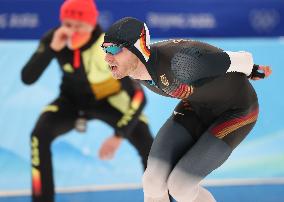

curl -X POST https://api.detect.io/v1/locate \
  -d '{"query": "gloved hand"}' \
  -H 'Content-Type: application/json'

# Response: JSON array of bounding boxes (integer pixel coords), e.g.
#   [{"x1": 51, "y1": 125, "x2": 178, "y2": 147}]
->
[
  {"x1": 99, "y1": 135, "x2": 123, "y2": 160},
  {"x1": 249, "y1": 64, "x2": 272, "y2": 80}
]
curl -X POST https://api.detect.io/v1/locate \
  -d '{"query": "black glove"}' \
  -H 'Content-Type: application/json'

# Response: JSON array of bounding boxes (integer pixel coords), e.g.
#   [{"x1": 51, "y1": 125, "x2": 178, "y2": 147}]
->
[{"x1": 249, "y1": 64, "x2": 265, "y2": 79}]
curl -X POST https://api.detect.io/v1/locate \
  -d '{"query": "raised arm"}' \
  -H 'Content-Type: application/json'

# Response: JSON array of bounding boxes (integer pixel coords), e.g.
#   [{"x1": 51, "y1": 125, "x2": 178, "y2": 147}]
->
[
  {"x1": 21, "y1": 30, "x2": 55, "y2": 85},
  {"x1": 225, "y1": 51, "x2": 272, "y2": 80}
]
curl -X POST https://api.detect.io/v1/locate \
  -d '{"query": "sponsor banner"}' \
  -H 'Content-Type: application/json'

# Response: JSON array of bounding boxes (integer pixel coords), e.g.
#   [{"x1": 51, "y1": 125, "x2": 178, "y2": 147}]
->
[{"x1": 0, "y1": 0, "x2": 284, "y2": 39}]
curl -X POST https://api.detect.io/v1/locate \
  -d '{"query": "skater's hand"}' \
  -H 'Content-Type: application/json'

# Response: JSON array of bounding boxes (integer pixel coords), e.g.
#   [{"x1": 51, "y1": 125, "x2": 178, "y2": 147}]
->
[
  {"x1": 250, "y1": 65, "x2": 272, "y2": 80},
  {"x1": 50, "y1": 26, "x2": 73, "y2": 52},
  {"x1": 99, "y1": 135, "x2": 123, "y2": 160}
]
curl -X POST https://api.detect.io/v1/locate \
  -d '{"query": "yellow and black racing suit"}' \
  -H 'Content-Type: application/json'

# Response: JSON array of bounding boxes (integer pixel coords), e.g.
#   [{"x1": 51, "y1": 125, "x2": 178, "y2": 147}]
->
[{"x1": 21, "y1": 25, "x2": 153, "y2": 202}]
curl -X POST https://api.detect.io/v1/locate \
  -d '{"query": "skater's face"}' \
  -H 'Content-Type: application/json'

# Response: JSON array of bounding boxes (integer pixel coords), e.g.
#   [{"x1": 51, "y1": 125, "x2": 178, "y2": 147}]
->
[
  {"x1": 61, "y1": 19, "x2": 94, "y2": 49},
  {"x1": 102, "y1": 43, "x2": 139, "y2": 79},
  {"x1": 62, "y1": 19, "x2": 94, "y2": 33}
]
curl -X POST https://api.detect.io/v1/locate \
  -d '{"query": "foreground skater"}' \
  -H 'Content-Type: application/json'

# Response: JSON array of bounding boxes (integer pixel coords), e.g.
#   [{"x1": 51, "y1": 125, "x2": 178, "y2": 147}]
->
[{"x1": 101, "y1": 17, "x2": 272, "y2": 202}]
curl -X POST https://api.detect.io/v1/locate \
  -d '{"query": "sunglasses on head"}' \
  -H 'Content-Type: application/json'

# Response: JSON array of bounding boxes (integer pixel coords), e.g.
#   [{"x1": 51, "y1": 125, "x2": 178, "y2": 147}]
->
[{"x1": 101, "y1": 44, "x2": 124, "y2": 55}]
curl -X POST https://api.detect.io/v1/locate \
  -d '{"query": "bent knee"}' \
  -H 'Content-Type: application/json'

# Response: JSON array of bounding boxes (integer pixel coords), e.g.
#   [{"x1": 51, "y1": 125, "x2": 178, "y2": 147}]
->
[
  {"x1": 167, "y1": 169, "x2": 199, "y2": 202},
  {"x1": 142, "y1": 168, "x2": 168, "y2": 198}
]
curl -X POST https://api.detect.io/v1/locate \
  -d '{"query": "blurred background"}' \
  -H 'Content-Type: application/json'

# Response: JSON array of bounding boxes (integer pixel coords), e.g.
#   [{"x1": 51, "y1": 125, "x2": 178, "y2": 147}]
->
[{"x1": 0, "y1": 0, "x2": 283, "y2": 201}]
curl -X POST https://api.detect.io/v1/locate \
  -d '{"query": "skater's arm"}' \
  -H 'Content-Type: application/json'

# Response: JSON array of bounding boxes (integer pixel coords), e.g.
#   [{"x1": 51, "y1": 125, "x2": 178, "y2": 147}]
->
[{"x1": 21, "y1": 30, "x2": 56, "y2": 84}]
